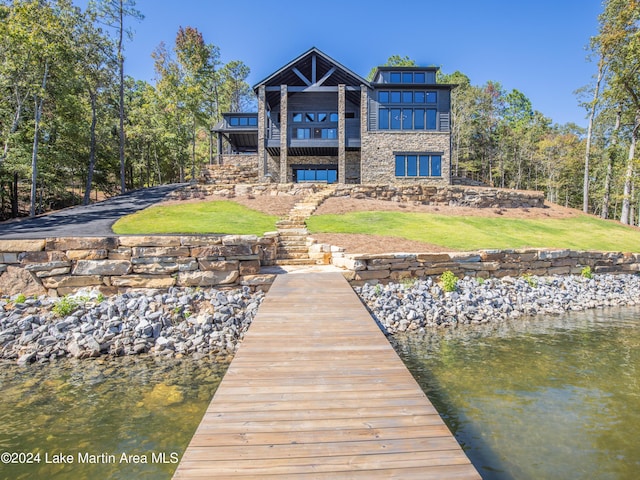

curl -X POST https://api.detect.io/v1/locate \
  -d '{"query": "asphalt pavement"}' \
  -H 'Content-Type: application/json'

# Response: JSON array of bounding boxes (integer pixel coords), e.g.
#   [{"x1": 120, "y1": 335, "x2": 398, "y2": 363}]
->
[{"x1": 0, "y1": 184, "x2": 187, "y2": 239}]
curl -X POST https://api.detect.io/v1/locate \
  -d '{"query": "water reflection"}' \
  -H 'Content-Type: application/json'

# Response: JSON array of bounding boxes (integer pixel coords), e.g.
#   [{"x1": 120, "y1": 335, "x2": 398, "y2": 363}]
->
[
  {"x1": 394, "y1": 307, "x2": 640, "y2": 480},
  {"x1": 0, "y1": 356, "x2": 229, "y2": 479}
]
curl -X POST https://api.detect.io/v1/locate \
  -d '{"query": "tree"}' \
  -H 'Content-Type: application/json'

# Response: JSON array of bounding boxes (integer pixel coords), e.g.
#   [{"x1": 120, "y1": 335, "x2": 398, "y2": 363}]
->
[
  {"x1": 592, "y1": 0, "x2": 640, "y2": 224},
  {"x1": 90, "y1": 0, "x2": 143, "y2": 194},
  {"x1": 367, "y1": 55, "x2": 417, "y2": 80},
  {"x1": 77, "y1": 6, "x2": 116, "y2": 204},
  {"x1": 220, "y1": 60, "x2": 253, "y2": 113}
]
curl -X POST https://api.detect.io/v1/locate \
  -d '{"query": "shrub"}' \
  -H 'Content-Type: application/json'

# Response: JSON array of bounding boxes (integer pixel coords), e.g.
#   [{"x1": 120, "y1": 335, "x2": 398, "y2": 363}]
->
[
  {"x1": 53, "y1": 296, "x2": 80, "y2": 317},
  {"x1": 522, "y1": 273, "x2": 538, "y2": 288},
  {"x1": 581, "y1": 266, "x2": 593, "y2": 279},
  {"x1": 14, "y1": 293, "x2": 26, "y2": 304},
  {"x1": 440, "y1": 271, "x2": 458, "y2": 292}
]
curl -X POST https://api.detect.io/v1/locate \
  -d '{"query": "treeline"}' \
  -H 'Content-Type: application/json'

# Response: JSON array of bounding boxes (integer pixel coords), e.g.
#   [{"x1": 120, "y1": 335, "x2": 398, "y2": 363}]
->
[
  {"x1": 0, "y1": 0, "x2": 252, "y2": 220},
  {"x1": 442, "y1": 0, "x2": 639, "y2": 225}
]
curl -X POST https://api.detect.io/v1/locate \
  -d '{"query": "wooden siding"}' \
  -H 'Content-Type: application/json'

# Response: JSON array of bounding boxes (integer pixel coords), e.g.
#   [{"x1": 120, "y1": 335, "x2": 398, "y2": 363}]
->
[{"x1": 173, "y1": 272, "x2": 480, "y2": 479}]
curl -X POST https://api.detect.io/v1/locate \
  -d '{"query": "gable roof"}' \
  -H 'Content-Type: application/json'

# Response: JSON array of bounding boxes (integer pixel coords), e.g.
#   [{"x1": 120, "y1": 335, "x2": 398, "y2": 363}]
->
[{"x1": 253, "y1": 47, "x2": 370, "y2": 91}]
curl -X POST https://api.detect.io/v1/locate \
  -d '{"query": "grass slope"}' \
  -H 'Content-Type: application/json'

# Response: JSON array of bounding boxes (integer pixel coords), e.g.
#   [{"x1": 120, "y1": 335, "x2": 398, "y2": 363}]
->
[
  {"x1": 307, "y1": 211, "x2": 640, "y2": 252},
  {"x1": 112, "y1": 201, "x2": 278, "y2": 236}
]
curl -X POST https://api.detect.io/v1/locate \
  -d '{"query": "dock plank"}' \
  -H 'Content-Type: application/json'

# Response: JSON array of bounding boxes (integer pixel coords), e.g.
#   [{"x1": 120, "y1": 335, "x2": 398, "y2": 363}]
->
[{"x1": 172, "y1": 272, "x2": 480, "y2": 479}]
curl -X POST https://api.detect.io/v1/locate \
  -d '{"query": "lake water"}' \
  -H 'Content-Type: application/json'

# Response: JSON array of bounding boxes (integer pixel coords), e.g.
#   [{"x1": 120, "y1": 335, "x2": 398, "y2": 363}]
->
[
  {"x1": 393, "y1": 307, "x2": 640, "y2": 480},
  {"x1": 0, "y1": 356, "x2": 228, "y2": 479},
  {"x1": 1, "y1": 309, "x2": 639, "y2": 479}
]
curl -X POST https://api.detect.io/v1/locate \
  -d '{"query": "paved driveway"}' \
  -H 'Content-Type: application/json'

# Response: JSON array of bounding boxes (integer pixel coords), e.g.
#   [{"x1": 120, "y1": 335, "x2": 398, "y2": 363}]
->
[{"x1": 0, "y1": 184, "x2": 187, "y2": 239}]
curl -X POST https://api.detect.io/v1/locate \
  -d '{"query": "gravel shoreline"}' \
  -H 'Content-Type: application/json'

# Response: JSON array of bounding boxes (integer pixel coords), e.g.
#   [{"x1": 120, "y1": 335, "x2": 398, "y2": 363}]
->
[
  {"x1": 1, "y1": 287, "x2": 264, "y2": 365},
  {"x1": 2, "y1": 273, "x2": 639, "y2": 365},
  {"x1": 356, "y1": 274, "x2": 640, "y2": 334}
]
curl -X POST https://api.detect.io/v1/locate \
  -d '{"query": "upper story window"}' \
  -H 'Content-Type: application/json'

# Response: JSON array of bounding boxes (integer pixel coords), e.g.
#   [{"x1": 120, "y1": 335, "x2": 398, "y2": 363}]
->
[
  {"x1": 378, "y1": 91, "x2": 437, "y2": 104},
  {"x1": 291, "y1": 111, "x2": 355, "y2": 123},
  {"x1": 378, "y1": 70, "x2": 436, "y2": 84},
  {"x1": 228, "y1": 116, "x2": 257, "y2": 127},
  {"x1": 377, "y1": 90, "x2": 438, "y2": 131}
]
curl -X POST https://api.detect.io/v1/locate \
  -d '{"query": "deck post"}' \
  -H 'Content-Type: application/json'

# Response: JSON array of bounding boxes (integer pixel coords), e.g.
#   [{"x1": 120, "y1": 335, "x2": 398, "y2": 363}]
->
[{"x1": 338, "y1": 84, "x2": 346, "y2": 184}]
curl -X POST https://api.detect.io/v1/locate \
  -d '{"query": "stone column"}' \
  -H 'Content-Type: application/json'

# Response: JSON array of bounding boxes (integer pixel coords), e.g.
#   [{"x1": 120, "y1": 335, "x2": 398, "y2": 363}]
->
[
  {"x1": 280, "y1": 85, "x2": 288, "y2": 183},
  {"x1": 216, "y1": 131, "x2": 223, "y2": 165},
  {"x1": 257, "y1": 85, "x2": 267, "y2": 181},
  {"x1": 360, "y1": 85, "x2": 368, "y2": 183},
  {"x1": 338, "y1": 84, "x2": 346, "y2": 184}
]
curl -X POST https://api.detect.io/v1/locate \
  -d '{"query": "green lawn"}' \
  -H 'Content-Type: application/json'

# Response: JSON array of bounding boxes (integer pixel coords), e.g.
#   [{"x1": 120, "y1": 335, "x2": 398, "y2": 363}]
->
[
  {"x1": 112, "y1": 201, "x2": 278, "y2": 235},
  {"x1": 306, "y1": 211, "x2": 640, "y2": 252}
]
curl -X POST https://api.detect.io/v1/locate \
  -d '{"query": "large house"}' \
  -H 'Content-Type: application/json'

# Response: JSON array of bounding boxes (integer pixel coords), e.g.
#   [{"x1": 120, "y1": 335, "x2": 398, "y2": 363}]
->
[{"x1": 213, "y1": 47, "x2": 453, "y2": 185}]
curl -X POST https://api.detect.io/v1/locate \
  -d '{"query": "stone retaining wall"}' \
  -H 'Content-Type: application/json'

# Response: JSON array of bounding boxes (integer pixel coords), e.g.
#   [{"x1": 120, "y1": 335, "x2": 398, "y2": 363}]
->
[
  {"x1": 0, "y1": 235, "x2": 278, "y2": 297},
  {"x1": 172, "y1": 183, "x2": 545, "y2": 209},
  {"x1": 331, "y1": 184, "x2": 544, "y2": 208},
  {"x1": 332, "y1": 249, "x2": 640, "y2": 286}
]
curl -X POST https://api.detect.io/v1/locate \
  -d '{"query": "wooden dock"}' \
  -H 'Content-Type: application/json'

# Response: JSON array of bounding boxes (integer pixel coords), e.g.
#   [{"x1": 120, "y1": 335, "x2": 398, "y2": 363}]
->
[{"x1": 173, "y1": 272, "x2": 481, "y2": 479}]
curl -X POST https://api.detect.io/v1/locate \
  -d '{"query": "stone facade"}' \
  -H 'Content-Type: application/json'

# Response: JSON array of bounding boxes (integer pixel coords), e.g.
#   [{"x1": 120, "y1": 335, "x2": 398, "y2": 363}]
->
[
  {"x1": 331, "y1": 249, "x2": 640, "y2": 286},
  {"x1": 360, "y1": 131, "x2": 451, "y2": 185},
  {"x1": 0, "y1": 235, "x2": 278, "y2": 296}
]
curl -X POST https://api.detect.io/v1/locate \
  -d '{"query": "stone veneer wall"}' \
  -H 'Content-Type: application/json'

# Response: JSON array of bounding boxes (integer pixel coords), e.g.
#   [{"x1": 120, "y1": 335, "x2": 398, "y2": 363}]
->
[
  {"x1": 0, "y1": 235, "x2": 278, "y2": 296},
  {"x1": 360, "y1": 131, "x2": 451, "y2": 185},
  {"x1": 331, "y1": 249, "x2": 640, "y2": 285},
  {"x1": 172, "y1": 183, "x2": 546, "y2": 208}
]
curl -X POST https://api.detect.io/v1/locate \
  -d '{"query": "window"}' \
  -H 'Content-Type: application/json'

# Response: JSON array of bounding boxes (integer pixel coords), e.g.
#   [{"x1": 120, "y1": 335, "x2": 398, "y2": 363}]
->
[
  {"x1": 293, "y1": 128, "x2": 311, "y2": 139},
  {"x1": 295, "y1": 168, "x2": 338, "y2": 184},
  {"x1": 406, "y1": 155, "x2": 418, "y2": 176},
  {"x1": 345, "y1": 112, "x2": 356, "y2": 119},
  {"x1": 318, "y1": 113, "x2": 327, "y2": 122},
  {"x1": 390, "y1": 109, "x2": 402, "y2": 130},
  {"x1": 313, "y1": 128, "x2": 337, "y2": 139},
  {"x1": 379, "y1": 108, "x2": 389, "y2": 129},
  {"x1": 402, "y1": 72, "x2": 413, "y2": 83},
  {"x1": 390, "y1": 72, "x2": 401, "y2": 83},
  {"x1": 377, "y1": 90, "x2": 440, "y2": 130},
  {"x1": 402, "y1": 109, "x2": 412, "y2": 129},
  {"x1": 292, "y1": 113, "x2": 303, "y2": 123},
  {"x1": 228, "y1": 116, "x2": 257, "y2": 127},
  {"x1": 414, "y1": 109, "x2": 425, "y2": 129},
  {"x1": 329, "y1": 112, "x2": 339, "y2": 122},
  {"x1": 395, "y1": 154, "x2": 442, "y2": 177},
  {"x1": 426, "y1": 109, "x2": 437, "y2": 130},
  {"x1": 305, "y1": 113, "x2": 315, "y2": 122},
  {"x1": 414, "y1": 72, "x2": 425, "y2": 83}
]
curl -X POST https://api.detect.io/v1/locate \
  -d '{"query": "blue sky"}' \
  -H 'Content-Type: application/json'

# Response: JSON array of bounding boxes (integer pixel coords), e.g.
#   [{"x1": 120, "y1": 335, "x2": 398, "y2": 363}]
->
[{"x1": 76, "y1": 0, "x2": 603, "y2": 127}]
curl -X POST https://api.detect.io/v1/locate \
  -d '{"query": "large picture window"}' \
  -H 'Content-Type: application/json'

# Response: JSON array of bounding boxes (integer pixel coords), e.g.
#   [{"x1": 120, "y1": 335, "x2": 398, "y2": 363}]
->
[
  {"x1": 395, "y1": 154, "x2": 442, "y2": 178},
  {"x1": 378, "y1": 90, "x2": 438, "y2": 131}
]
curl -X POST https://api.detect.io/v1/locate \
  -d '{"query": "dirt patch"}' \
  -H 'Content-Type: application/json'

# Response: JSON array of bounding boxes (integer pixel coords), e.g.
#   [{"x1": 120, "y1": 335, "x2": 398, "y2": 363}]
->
[
  {"x1": 310, "y1": 233, "x2": 452, "y2": 254},
  {"x1": 315, "y1": 197, "x2": 580, "y2": 219}
]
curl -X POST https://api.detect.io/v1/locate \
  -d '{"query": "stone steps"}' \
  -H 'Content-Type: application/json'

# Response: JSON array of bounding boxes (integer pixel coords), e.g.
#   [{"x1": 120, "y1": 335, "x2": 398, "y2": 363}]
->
[
  {"x1": 274, "y1": 258, "x2": 319, "y2": 266},
  {"x1": 274, "y1": 185, "x2": 335, "y2": 265}
]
